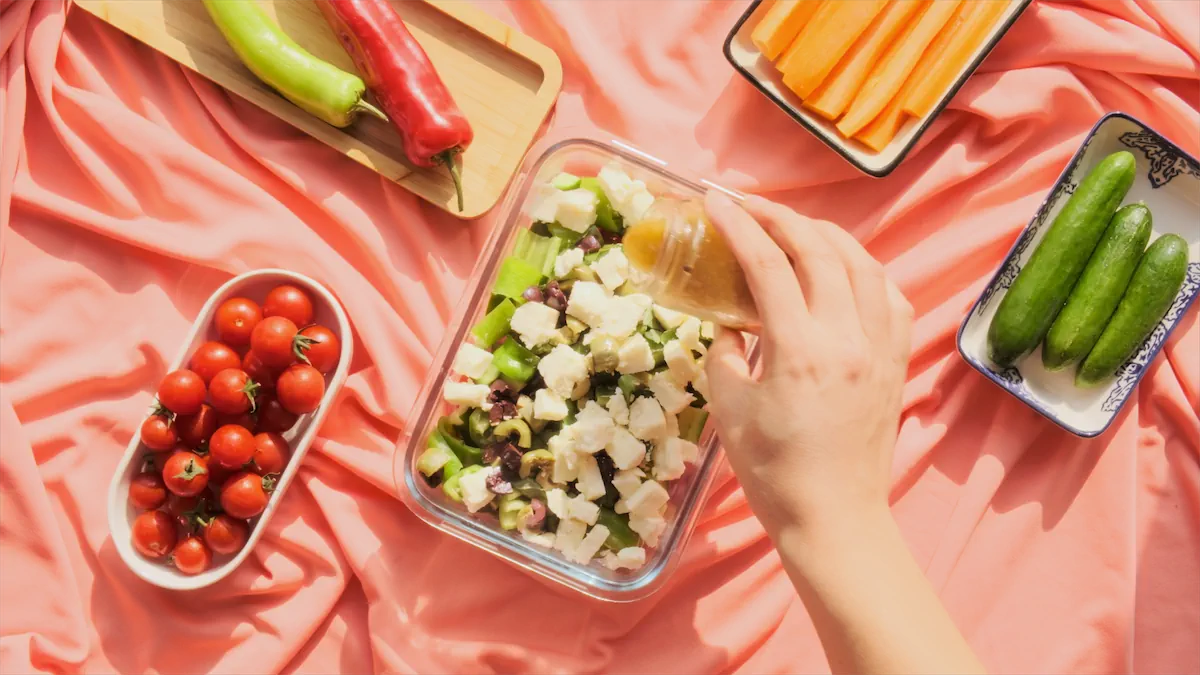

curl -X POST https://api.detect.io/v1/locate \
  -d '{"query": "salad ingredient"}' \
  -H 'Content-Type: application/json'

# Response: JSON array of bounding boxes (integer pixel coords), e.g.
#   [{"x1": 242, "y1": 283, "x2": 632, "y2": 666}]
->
[
  {"x1": 276, "y1": 364, "x2": 326, "y2": 414},
  {"x1": 295, "y1": 325, "x2": 340, "y2": 373},
  {"x1": 220, "y1": 472, "x2": 274, "y2": 519},
  {"x1": 215, "y1": 297, "x2": 262, "y2": 348},
  {"x1": 778, "y1": 0, "x2": 889, "y2": 99},
  {"x1": 140, "y1": 412, "x2": 178, "y2": 452},
  {"x1": 804, "y1": 0, "x2": 923, "y2": 120},
  {"x1": 242, "y1": 351, "x2": 276, "y2": 391},
  {"x1": 987, "y1": 152, "x2": 1136, "y2": 367},
  {"x1": 263, "y1": 285, "x2": 314, "y2": 328},
  {"x1": 256, "y1": 395, "x2": 299, "y2": 433},
  {"x1": 836, "y1": 0, "x2": 962, "y2": 137},
  {"x1": 166, "y1": 493, "x2": 202, "y2": 519},
  {"x1": 170, "y1": 536, "x2": 212, "y2": 575},
  {"x1": 902, "y1": 0, "x2": 1008, "y2": 117},
  {"x1": 252, "y1": 432, "x2": 290, "y2": 474},
  {"x1": 751, "y1": 0, "x2": 823, "y2": 60},
  {"x1": 209, "y1": 425, "x2": 256, "y2": 469},
  {"x1": 852, "y1": 42, "x2": 924, "y2": 151},
  {"x1": 131, "y1": 511, "x2": 177, "y2": 559},
  {"x1": 208, "y1": 369, "x2": 259, "y2": 415},
  {"x1": 251, "y1": 316, "x2": 300, "y2": 370},
  {"x1": 163, "y1": 451, "x2": 210, "y2": 497},
  {"x1": 201, "y1": 0, "x2": 385, "y2": 128},
  {"x1": 217, "y1": 411, "x2": 257, "y2": 434},
  {"x1": 1043, "y1": 203, "x2": 1153, "y2": 371},
  {"x1": 129, "y1": 471, "x2": 168, "y2": 510},
  {"x1": 317, "y1": 0, "x2": 474, "y2": 210},
  {"x1": 157, "y1": 370, "x2": 206, "y2": 415},
  {"x1": 1077, "y1": 235, "x2": 1189, "y2": 387},
  {"x1": 188, "y1": 342, "x2": 241, "y2": 385},
  {"x1": 203, "y1": 514, "x2": 249, "y2": 555},
  {"x1": 472, "y1": 300, "x2": 517, "y2": 348}
]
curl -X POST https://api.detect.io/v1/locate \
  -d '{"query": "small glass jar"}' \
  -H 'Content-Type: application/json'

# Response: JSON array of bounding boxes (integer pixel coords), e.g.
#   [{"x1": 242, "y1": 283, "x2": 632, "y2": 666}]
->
[{"x1": 623, "y1": 197, "x2": 758, "y2": 329}]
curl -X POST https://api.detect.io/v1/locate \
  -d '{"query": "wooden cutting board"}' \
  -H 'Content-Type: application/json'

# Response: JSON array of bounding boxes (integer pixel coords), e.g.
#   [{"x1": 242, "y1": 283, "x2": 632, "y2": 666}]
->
[{"x1": 73, "y1": 0, "x2": 563, "y2": 218}]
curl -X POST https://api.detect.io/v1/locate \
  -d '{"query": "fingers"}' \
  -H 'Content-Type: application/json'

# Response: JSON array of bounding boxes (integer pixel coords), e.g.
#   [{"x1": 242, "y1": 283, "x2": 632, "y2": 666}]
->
[
  {"x1": 740, "y1": 196, "x2": 861, "y2": 333},
  {"x1": 704, "y1": 191, "x2": 809, "y2": 339},
  {"x1": 885, "y1": 280, "x2": 914, "y2": 363},
  {"x1": 704, "y1": 327, "x2": 751, "y2": 416},
  {"x1": 807, "y1": 220, "x2": 893, "y2": 343}
]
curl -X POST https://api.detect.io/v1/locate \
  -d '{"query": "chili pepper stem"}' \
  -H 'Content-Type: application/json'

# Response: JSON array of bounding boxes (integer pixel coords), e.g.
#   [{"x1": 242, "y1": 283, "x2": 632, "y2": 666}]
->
[
  {"x1": 354, "y1": 99, "x2": 389, "y2": 122},
  {"x1": 438, "y1": 150, "x2": 464, "y2": 212}
]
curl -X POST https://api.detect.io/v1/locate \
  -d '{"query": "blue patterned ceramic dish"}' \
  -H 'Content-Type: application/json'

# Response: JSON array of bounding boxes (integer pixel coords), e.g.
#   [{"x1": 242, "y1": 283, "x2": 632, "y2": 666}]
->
[{"x1": 957, "y1": 112, "x2": 1200, "y2": 438}]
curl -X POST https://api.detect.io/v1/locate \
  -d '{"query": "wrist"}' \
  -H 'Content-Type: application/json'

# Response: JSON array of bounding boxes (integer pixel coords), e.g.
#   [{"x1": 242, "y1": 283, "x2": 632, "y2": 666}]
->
[{"x1": 765, "y1": 501, "x2": 899, "y2": 576}]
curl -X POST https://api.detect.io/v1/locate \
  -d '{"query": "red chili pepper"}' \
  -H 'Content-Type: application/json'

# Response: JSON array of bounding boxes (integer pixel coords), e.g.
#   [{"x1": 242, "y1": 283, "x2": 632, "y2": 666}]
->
[{"x1": 317, "y1": 0, "x2": 474, "y2": 211}]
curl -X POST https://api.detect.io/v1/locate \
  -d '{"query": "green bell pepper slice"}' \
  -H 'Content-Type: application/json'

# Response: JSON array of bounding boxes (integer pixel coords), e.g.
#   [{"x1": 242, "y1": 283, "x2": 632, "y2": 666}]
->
[
  {"x1": 492, "y1": 339, "x2": 540, "y2": 386},
  {"x1": 472, "y1": 299, "x2": 516, "y2": 349},
  {"x1": 437, "y1": 416, "x2": 484, "y2": 466},
  {"x1": 597, "y1": 508, "x2": 640, "y2": 550}
]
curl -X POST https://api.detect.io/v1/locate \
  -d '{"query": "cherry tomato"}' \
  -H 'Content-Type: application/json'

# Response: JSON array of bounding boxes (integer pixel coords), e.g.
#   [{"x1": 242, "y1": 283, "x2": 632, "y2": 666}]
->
[
  {"x1": 170, "y1": 536, "x2": 212, "y2": 575},
  {"x1": 162, "y1": 451, "x2": 209, "y2": 497},
  {"x1": 166, "y1": 492, "x2": 201, "y2": 518},
  {"x1": 217, "y1": 410, "x2": 257, "y2": 434},
  {"x1": 210, "y1": 424, "x2": 255, "y2": 469},
  {"x1": 252, "y1": 432, "x2": 290, "y2": 474},
  {"x1": 215, "y1": 297, "x2": 262, "y2": 348},
  {"x1": 128, "y1": 471, "x2": 168, "y2": 510},
  {"x1": 176, "y1": 404, "x2": 218, "y2": 447},
  {"x1": 251, "y1": 316, "x2": 299, "y2": 370},
  {"x1": 220, "y1": 472, "x2": 273, "y2": 519},
  {"x1": 263, "y1": 285, "x2": 314, "y2": 328},
  {"x1": 131, "y1": 510, "x2": 177, "y2": 559},
  {"x1": 207, "y1": 461, "x2": 235, "y2": 491},
  {"x1": 203, "y1": 514, "x2": 249, "y2": 555},
  {"x1": 296, "y1": 325, "x2": 340, "y2": 374},
  {"x1": 256, "y1": 394, "x2": 298, "y2": 433},
  {"x1": 276, "y1": 364, "x2": 325, "y2": 415},
  {"x1": 189, "y1": 341, "x2": 241, "y2": 385},
  {"x1": 140, "y1": 413, "x2": 177, "y2": 452},
  {"x1": 242, "y1": 351, "x2": 276, "y2": 391},
  {"x1": 209, "y1": 368, "x2": 258, "y2": 415},
  {"x1": 157, "y1": 370, "x2": 206, "y2": 415}
]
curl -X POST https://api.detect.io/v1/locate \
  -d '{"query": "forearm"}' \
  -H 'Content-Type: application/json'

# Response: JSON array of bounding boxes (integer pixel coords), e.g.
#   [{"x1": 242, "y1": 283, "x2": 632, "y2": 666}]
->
[{"x1": 770, "y1": 507, "x2": 986, "y2": 675}]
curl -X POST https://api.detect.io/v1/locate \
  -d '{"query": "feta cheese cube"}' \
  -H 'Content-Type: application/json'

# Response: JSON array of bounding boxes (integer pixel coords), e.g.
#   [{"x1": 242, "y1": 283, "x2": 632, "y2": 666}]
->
[
  {"x1": 537, "y1": 344, "x2": 589, "y2": 398},
  {"x1": 461, "y1": 468, "x2": 497, "y2": 513},
  {"x1": 597, "y1": 165, "x2": 637, "y2": 206},
  {"x1": 517, "y1": 394, "x2": 534, "y2": 422},
  {"x1": 652, "y1": 438, "x2": 686, "y2": 481},
  {"x1": 573, "y1": 401, "x2": 615, "y2": 453},
  {"x1": 591, "y1": 249, "x2": 630, "y2": 291},
  {"x1": 652, "y1": 305, "x2": 688, "y2": 330},
  {"x1": 663, "y1": 340, "x2": 700, "y2": 386},
  {"x1": 624, "y1": 293, "x2": 654, "y2": 313},
  {"x1": 554, "y1": 518, "x2": 588, "y2": 555},
  {"x1": 619, "y1": 188, "x2": 655, "y2": 224},
  {"x1": 575, "y1": 453, "x2": 606, "y2": 500},
  {"x1": 606, "y1": 393, "x2": 629, "y2": 426},
  {"x1": 546, "y1": 488, "x2": 570, "y2": 518},
  {"x1": 553, "y1": 247, "x2": 585, "y2": 278},
  {"x1": 676, "y1": 317, "x2": 705, "y2": 355},
  {"x1": 566, "y1": 281, "x2": 610, "y2": 327},
  {"x1": 700, "y1": 321, "x2": 715, "y2": 340},
  {"x1": 533, "y1": 389, "x2": 569, "y2": 421},
  {"x1": 629, "y1": 514, "x2": 666, "y2": 547},
  {"x1": 648, "y1": 372, "x2": 695, "y2": 414},
  {"x1": 612, "y1": 468, "x2": 644, "y2": 498},
  {"x1": 671, "y1": 436, "x2": 699, "y2": 463},
  {"x1": 660, "y1": 408, "x2": 679, "y2": 441},
  {"x1": 599, "y1": 295, "x2": 644, "y2": 339},
  {"x1": 615, "y1": 499, "x2": 630, "y2": 515},
  {"x1": 570, "y1": 524, "x2": 610, "y2": 564},
  {"x1": 628, "y1": 396, "x2": 667, "y2": 440},
  {"x1": 615, "y1": 546, "x2": 647, "y2": 569},
  {"x1": 617, "y1": 334, "x2": 655, "y2": 374},
  {"x1": 510, "y1": 301, "x2": 561, "y2": 348},
  {"x1": 443, "y1": 382, "x2": 492, "y2": 411},
  {"x1": 522, "y1": 531, "x2": 556, "y2": 549},
  {"x1": 555, "y1": 188, "x2": 599, "y2": 233},
  {"x1": 625, "y1": 480, "x2": 670, "y2": 519},
  {"x1": 606, "y1": 427, "x2": 646, "y2": 470},
  {"x1": 550, "y1": 428, "x2": 579, "y2": 484},
  {"x1": 452, "y1": 344, "x2": 494, "y2": 380},
  {"x1": 568, "y1": 495, "x2": 600, "y2": 525},
  {"x1": 530, "y1": 189, "x2": 561, "y2": 224}
]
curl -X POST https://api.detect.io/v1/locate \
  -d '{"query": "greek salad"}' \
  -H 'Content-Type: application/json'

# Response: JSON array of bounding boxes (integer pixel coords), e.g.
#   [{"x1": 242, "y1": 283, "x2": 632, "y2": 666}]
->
[{"x1": 418, "y1": 165, "x2": 714, "y2": 570}]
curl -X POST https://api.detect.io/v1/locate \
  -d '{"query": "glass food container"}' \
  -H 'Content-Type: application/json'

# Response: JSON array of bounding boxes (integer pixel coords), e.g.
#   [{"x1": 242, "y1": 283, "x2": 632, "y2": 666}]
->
[{"x1": 395, "y1": 134, "x2": 758, "y2": 601}]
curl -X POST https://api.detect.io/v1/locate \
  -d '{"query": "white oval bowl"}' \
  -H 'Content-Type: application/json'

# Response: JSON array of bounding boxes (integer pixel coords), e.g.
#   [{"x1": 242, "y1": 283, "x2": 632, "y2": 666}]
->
[{"x1": 106, "y1": 269, "x2": 352, "y2": 590}]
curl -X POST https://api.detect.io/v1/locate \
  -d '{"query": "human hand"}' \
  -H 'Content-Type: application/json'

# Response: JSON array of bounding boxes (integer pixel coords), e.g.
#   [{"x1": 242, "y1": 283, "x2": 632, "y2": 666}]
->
[{"x1": 702, "y1": 191, "x2": 913, "y2": 539}]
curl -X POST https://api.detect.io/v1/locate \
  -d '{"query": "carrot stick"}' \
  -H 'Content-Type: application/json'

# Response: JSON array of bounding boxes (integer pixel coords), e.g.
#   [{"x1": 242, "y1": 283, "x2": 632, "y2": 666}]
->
[
  {"x1": 776, "y1": 0, "x2": 889, "y2": 100},
  {"x1": 902, "y1": 0, "x2": 1009, "y2": 118},
  {"x1": 751, "y1": 0, "x2": 824, "y2": 61}
]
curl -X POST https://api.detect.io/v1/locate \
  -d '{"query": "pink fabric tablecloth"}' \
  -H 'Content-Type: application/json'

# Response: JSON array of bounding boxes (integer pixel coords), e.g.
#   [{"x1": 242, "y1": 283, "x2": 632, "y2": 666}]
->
[{"x1": 2, "y1": 0, "x2": 1198, "y2": 673}]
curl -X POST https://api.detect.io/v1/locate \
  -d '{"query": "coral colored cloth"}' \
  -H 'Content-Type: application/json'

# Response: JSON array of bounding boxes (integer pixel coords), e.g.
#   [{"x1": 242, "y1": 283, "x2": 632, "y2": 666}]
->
[{"x1": 2, "y1": 0, "x2": 1198, "y2": 673}]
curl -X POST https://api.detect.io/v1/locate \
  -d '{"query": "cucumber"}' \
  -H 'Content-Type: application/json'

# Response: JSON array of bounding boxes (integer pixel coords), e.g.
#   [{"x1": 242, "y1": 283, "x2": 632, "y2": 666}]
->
[
  {"x1": 987, "y1": 151, "x2": 1136, "y2": 367},
  {"x1": 1042, "y1": 203, "x2": 1153, "y2": 370},
  {"x1": 1076, "y1": 234, "x2": 1189, "y2": 387}
]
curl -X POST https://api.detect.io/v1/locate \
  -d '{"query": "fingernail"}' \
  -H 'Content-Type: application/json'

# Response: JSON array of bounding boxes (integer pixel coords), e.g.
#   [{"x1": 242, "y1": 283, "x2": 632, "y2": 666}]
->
[{"x1": 705, "y1": 189, "x2": 736, "y2": 213}]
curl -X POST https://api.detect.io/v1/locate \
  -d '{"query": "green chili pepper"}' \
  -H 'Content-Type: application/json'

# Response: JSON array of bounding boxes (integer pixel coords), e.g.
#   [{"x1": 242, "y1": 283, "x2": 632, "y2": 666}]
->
[
  {"x1": 677, "y1": 407, "x2": 709, "y2": 444},
  {"x1": 493, "y1": 257, "x2": 545, "y2": 299},
  {"x1": 578, "y1": 178, "x2": 622, "y2": 233},
  {"x1": 443, "y1": 464, "x2": 484, "y2": 502},
  {"x1": 417, "y1": 430, "x2": 463, "y2": 478},
  {"x1": 201, "y1": 0, "x2": 386, "y2": 128},
  {"x1": 497, "y1": 494, "x2": 529, "y2": 530},
  {"x1": 494, "y1": 418, "x2": 532, "y2": 448},
  {"x1": 492, "y1": 339, "x2": 540, "y2": 385},
  {"x1": 551, "y1": 172, "x2": 581, "y2": 190},
  {"x1": 512, "y1": 477, "x2": 546, "y2": 500},
  {"x1": 437, "y1": 417, "x2": 484, "y2": 466},
  {"x1": 597, "y1": 508, "x2": 640, "y2": 550},
  {"x1": 472, "y1": 300, "x2": 516, "y2": 348},
  {"x1": 467, "y1": 408, "x2": 492, "y2": 446},
  {"x1": 617, "y1": 375, "x2": 640, "y2": 402}
]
